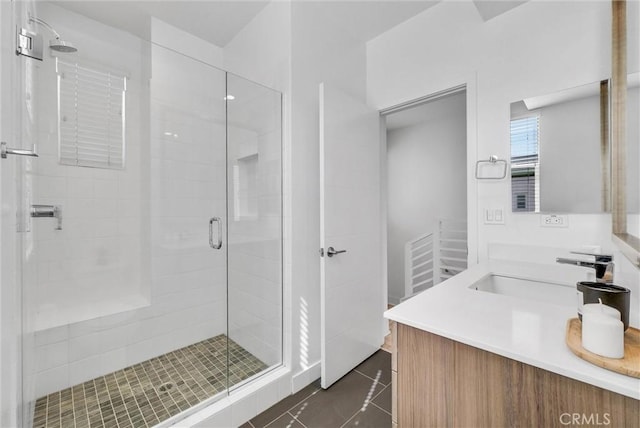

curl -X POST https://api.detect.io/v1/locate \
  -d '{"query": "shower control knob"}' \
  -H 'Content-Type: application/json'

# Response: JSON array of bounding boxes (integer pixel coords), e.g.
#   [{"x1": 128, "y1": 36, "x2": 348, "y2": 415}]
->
[{"x1": 326, "y1": 247, "x2": 347, "y2": 257}]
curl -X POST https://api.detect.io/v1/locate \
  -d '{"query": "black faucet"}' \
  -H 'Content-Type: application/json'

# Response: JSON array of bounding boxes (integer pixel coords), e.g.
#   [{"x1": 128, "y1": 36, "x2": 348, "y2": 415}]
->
[{"x1": 556, "y1": 251, "x2": 614, "y2": 283}]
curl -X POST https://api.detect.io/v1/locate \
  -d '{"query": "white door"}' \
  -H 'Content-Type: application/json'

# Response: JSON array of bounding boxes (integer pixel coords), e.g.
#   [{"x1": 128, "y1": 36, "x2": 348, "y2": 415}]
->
[{"x1": 319, "y1": 83, "x2": 384, "y2": 389}]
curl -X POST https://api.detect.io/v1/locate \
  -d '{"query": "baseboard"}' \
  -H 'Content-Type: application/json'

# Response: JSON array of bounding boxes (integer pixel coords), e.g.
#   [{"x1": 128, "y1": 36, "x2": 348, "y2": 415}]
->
[{"x1": 291, "y1": 360, "x2": 321, "y2": 393}]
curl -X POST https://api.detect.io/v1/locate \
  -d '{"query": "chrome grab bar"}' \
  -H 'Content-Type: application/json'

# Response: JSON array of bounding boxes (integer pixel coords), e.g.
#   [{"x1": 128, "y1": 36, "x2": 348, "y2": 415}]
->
[
  {"x1": 1, "y1": 142, "x2": 38, "y2": 159},
  {"x1": 209, "y1": 217, "x2": 222, "y2": 249},
  {"x1": 31, "y1": 204, "x2": 62, "y2": 230}
]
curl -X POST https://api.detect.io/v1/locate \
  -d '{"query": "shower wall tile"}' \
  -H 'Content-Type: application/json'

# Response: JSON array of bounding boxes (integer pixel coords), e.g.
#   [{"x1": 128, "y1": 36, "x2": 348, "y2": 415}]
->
[
  {"x1": 36, "y1": 341, "x2": 68, "y2": 372},
  {"x1": 36, "y1": 366, "x2": 69, "y2": 398},
  {"x1": 35, "y1": 325, "x2": 69, "y2": 347},
  {"x1": 30, "y1": 5, "x2": 229, "y2": 399},
  {"x1": 67, "y1": 178, "x2": 94, "y2": 199},
  {"x1": 27, "y1": 3, "x2": 148, "y2": 360},
  {"x1": 29, "y1": 4, "x2": 282, "y2": 404}
]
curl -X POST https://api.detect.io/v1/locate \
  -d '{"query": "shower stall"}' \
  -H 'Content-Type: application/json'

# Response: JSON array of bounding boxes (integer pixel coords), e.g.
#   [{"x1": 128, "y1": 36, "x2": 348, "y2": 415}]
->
[{"x1": 11, "y1": 2, "x2": 283, "y2": 427}]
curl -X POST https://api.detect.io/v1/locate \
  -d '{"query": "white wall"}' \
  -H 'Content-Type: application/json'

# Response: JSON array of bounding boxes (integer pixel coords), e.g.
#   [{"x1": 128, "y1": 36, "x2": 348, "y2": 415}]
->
[
  {"x1": 150, "y1": 18, "x2": 223, "y2": 69},
  {"x1": 223, "y1": 1, "x2": 291, "y2": 93},
  {"x1": 386, "y1": 92, "x2": 467, "y2": 303},
  {"x1": 289, "y1": 2, "x2": 369, "y2": 390},
  {"x1": 367, "y1": 0, "x2": 640, "y2": 291}
]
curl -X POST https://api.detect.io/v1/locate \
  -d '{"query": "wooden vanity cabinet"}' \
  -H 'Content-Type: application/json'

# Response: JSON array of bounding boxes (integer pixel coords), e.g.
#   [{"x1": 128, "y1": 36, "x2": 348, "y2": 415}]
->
[{"x1": 391, "y1": 322, "x2": 640, "y2": 427}]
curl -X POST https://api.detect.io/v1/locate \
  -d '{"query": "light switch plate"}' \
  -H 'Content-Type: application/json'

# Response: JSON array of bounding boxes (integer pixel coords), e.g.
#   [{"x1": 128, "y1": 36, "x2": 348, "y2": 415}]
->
[
  {"x1": 484, "y1": 208, "x2": 505, "y2": 225},
  {"x1": 540, "y1": 214, "x2": 568, "y2": 228}
]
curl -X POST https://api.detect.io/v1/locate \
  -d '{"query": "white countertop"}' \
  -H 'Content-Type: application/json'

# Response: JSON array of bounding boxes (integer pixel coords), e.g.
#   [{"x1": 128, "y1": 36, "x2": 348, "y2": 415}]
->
[{"x1": 384, "y1": 260, "x2": 640, "y2": 400}]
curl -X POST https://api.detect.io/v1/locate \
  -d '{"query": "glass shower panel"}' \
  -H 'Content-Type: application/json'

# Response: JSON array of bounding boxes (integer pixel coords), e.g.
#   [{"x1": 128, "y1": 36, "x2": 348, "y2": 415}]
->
[
  {"x1": 18, "y1": 3, "x2": 284, "y2": 427},
  {"x1": 19, "y1": 3, "x2": 231, "y2": 425},
  {"x1": 226, "y1": 73, "x2": 283, "y2": 390}
]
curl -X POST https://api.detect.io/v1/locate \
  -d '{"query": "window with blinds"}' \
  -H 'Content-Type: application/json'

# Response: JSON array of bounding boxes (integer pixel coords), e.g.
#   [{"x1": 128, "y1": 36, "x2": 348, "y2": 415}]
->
[
  {"x1": 510, "y1": 115, "x2": 540, "y2": 212},
  {"x1": 57, "y1": 59, "x2": 126, "y2": 169}
]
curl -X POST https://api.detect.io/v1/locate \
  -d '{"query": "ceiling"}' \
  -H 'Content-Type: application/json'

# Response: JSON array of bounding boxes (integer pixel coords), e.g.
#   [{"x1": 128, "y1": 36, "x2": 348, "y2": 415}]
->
[
  {"x1": 297, "y1": 1, "x2": 440, "y2": 42},
  {"x1": 49, "y1": 1, "x2": 271, "y2": 47},
  {"x1": 48, "y1": 0, "x2": 528, "y2": 50},
  {"x1": 49, "y1": 0, "x2": 443, "y2": 48},
  {"x1": 472, "y1": 0, "x2": 528, "y2": 22}
]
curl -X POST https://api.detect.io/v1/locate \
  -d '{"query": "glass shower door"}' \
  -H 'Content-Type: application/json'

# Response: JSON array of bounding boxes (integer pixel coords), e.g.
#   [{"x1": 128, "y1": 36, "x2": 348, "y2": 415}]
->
[{"x1": 226, "y1": 73, "x2": 283, "y2": 390}]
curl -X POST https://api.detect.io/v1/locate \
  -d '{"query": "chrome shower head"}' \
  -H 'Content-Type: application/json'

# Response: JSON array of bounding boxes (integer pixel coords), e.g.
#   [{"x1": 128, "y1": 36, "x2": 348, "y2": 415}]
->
[
  {"x1": 29, "y1": 15, "x2": 78, "y2": 54},
  {"x1": 49, "y1": 39, "x2": 77, "y2": 53}
]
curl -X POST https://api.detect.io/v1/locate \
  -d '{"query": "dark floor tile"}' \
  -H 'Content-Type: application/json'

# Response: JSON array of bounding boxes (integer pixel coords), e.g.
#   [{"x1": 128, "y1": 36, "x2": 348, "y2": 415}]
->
[
  {"x1": 239, "y1": 422, "x2": 255, "y2": 428},
  {"x1": 250, "y1": 381, "x2": 320, "y2": 428},
  {"x1": 354, "y1": 350, "x2": 391, "y2": 386},
  {"x1": 294, "y1": 371, "x2": 385, "y2": 428},
  {"x1": 371, "y1": 384, "x2": 391, "y2": 414},
  {"x1": 342, "y1": 403, "x2": 392, "y2": 428},
  {"x1": 264, "y1": 412, "x2": 305, "y2": 428}
]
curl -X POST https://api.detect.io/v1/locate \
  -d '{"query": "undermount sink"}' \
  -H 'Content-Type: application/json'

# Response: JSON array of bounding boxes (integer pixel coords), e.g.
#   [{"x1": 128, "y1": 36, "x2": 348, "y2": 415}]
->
[{"x1": 469, "y1": 274, "x2": 576, "y2": 306}]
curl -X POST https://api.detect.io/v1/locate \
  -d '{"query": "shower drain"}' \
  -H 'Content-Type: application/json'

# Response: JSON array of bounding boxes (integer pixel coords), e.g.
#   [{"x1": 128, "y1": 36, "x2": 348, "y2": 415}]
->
[{"x1": 157, "y1": 382, "x2": 174, "y2": 393}]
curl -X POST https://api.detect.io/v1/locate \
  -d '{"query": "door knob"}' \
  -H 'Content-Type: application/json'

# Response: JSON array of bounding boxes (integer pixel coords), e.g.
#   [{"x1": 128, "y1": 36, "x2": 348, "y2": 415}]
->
[{"x1": 326, "y1": 247, "x2": 347, "y2": 257}]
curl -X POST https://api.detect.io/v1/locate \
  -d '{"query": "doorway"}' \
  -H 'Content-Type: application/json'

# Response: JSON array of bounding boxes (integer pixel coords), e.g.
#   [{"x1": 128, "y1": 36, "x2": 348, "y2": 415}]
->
[{"x1": 382, "y1": 88, "x2": 468, "y2": 306}]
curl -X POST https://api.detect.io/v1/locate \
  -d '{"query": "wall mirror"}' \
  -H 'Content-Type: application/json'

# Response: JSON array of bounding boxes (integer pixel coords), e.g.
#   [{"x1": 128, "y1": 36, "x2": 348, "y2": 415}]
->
[
  {"x1": 611, "y1": 0, "x2": 639, "y2": 267},
  {"x1": 612, "y1": 71, "x2": 640, "y2": 266},
  {"x1": 509, "y1": 80, "x2": 610, "y2": 213},
  {"x1": 624, "y1": 72, "x2": 639, "y2": 238}
]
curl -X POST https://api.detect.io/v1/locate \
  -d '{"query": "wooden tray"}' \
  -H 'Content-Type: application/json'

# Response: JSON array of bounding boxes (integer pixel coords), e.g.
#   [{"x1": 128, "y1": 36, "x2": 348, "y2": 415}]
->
[{"x1": 566, "y1": 318, "x2": 640, "y2": 378}]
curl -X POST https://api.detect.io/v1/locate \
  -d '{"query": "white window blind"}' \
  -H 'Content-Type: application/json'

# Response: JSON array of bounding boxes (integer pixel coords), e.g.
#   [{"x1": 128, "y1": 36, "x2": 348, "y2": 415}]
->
[
  {"x1": 510, "y1": 116, "x2": 540, "y2": 212},
  {"x1": 57, "y1": 59, "x2": 126, "y2": 169}
]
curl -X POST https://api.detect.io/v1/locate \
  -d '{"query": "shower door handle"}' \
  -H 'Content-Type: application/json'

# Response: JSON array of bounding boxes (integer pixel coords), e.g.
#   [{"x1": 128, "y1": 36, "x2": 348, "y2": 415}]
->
[{"x1": 209, "y1": 217, "x2": 222, "y2": 249}]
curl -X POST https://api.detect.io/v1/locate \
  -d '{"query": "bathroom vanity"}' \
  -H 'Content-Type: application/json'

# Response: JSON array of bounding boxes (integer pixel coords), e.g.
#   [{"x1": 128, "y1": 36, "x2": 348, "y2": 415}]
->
[{"x1": 384, "y1": 260, "x2": 640, "y2": 427}]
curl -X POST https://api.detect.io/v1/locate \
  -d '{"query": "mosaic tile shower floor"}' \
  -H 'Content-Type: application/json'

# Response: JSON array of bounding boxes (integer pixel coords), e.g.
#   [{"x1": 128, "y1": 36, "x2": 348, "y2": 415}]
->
[{"x1": 33, "y1": 335, "x2": 267, "y2": 428}]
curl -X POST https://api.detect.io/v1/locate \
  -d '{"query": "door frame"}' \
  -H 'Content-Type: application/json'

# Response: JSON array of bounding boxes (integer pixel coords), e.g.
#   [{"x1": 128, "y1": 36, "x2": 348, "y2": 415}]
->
[{"x1": 377, "y1": 79, "x2": 478, "y2": 314}]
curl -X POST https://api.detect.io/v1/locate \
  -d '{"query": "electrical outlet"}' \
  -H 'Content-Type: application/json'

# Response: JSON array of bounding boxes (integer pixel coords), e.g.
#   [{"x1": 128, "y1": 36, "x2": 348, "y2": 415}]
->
[{"x1": 540, "y1": 214, "x2": 568, "y2": 228}]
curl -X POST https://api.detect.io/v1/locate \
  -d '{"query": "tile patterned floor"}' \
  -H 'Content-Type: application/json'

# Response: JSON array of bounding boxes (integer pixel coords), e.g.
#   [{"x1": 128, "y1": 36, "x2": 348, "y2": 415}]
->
[
  {"x1": 33, "y1": 335, "x2": 267, "y2": 428},
  {"x1": 243, "y1": 350, "x2": 392, "y2": 428}
]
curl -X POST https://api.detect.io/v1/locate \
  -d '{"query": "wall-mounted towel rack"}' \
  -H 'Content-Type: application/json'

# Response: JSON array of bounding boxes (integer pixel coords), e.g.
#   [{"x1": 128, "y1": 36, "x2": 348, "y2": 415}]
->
[{"x1": 475, "y1": 155, "x2": 507, "y2": 180}]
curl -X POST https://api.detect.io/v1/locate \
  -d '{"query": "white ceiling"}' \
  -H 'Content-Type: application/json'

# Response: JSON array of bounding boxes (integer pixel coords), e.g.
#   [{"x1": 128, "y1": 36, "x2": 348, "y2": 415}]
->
[
  {"x1": 298, "y1": 1, "x2": 440, "y2": 42},
  {"x1": 48, "y1": 1, "x2": 271, "y2": 47},
  {"x1": 472, "y1": 0, "x2": 528, "y2": 22},
  {"x1": 48, "y1": 0, "x2": 442, "y2": 48},
  {"x1": 47, "y1": 1, "x2": 528, "y2": 51}
]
